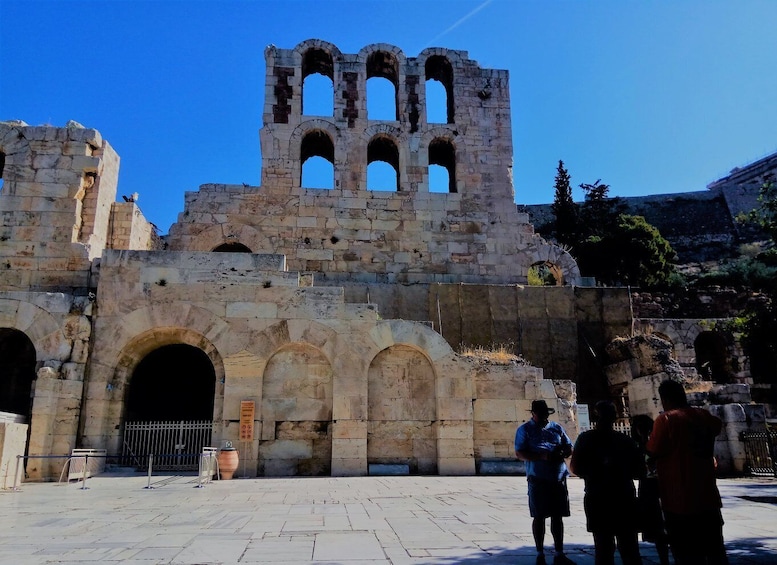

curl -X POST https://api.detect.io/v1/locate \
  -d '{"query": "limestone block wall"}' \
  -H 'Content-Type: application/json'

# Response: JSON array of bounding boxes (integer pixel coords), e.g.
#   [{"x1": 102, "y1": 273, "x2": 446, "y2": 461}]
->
[
  {"x1": 0, "y1": 291, "x2": 92, "y2": 479},
  {"x1": 79, "y1": 249, "x2": 575, "y2": 477},
  {"x1": 109, "y1": 201, "x2": 162, "y2": 251},
  {"x1": 335, "y1": 283, "x2": 631, "y2": 402},
  {"x1": 166, "y1": 40, "x2": 580, "y2": 286},
  {"x1": 0, "y1": 422, "x2": 28, "y2": 489},
  {"x1": 0, "y1": 121, "x2": 119, "y2": 279},
  {"x1": 472, "y1": 363, "x2": 578, "y2": 466}
]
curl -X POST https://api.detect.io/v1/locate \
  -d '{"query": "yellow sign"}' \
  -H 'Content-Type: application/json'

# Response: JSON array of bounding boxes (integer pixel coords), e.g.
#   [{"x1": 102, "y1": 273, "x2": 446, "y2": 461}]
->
[{"x1": 239, "y1": 400, "x2": 255, "y2": 441}]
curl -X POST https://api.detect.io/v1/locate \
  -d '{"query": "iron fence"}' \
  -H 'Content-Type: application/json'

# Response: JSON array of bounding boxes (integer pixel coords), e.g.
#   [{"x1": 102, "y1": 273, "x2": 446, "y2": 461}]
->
[
  {"x1": 122, "y1": 420, "x2": 213, "y2": 471},
  {"x1": 741, "y1": 429, "x2": 777, "y2": 477}
]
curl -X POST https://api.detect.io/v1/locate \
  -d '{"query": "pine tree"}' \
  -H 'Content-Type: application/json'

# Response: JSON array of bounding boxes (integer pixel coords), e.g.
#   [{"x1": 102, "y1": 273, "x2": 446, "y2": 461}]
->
[{"x1": 550, "y1": 160, "x2": 577, "y2": 245}]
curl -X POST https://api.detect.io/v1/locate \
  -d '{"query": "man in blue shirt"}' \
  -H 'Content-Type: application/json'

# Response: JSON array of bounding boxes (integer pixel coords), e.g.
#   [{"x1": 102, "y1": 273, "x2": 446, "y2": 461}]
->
[{"x1": 515, "y1": 400, "x2": 574, "y2": 565}]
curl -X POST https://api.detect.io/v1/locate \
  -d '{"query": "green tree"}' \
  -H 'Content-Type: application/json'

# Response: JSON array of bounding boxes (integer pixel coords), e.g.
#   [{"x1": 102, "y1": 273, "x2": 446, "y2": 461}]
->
[
  {"x1": 575, "y1": 214, "x2": 678, "y2": 287},
  {"x1": 578, "y1": 179, "x2": 626, "y2": 237},
  {"x1": 550, "y1": 160, "x2": 577, "y2": 245}
]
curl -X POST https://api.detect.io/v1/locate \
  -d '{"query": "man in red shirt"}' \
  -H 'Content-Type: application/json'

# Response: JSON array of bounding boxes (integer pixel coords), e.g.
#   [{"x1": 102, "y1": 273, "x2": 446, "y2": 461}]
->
[{"x1": 646, "y1": 379, "x2": 729, "y2": 565}]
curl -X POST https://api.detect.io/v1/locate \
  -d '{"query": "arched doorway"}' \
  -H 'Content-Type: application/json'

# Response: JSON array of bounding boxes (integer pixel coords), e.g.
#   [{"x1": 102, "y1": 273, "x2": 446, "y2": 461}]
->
[
  {"x1": 260, "y1": 343, "x2": 333, "y2": 476},
  {"x1": 694, "y1": 331, "x2": 730, "y2": 383},
  {"x1": 122, "y1": 344, "x2": 216, "y2": 470},
  {"x1": 367, "y1": 345, "x2": 437, "y2": 474},
  {"x1": 0, "y1": 328, "x2": 36, "y2": 421}
]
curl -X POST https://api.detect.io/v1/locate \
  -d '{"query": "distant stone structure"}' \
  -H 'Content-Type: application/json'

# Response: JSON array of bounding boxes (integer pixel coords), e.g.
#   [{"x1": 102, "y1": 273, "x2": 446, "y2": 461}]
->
[{"x1": 521, "y1": 150, "x2": 777, "y2": 264}]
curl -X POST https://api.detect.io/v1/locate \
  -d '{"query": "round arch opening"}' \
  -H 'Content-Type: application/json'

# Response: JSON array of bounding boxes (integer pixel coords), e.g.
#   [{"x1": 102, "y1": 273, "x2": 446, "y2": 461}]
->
[
  {"x1": 694, "y1": 331, "x2": 730, "y2": 383},
  {"x1": 212, "y1": 242, "x2": 252, "y2": 253},
  {"x1": 528, "y1": 261, "x2": 563, "y2": 286},
  {"x1": 125, "y1": 344, "x2": 216, "y2": 421},
  {"x1": 0, "y1": 327, "x2": 36, "y2": 420}
]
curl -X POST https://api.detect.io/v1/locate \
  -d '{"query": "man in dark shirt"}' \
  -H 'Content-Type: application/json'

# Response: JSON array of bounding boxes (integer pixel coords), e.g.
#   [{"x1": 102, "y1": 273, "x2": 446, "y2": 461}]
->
[{"x1": 570, "y1": 400, "x2": 643, "y2": 565}]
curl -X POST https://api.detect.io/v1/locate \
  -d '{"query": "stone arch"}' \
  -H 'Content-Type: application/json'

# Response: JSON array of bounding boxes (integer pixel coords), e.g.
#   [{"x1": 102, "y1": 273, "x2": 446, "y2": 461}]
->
[
  {"x1": 259, "y1": 342, "x2": 334, "y2": 476},
  {"x1": 528, "y1": 261, "x2": 563, "y2": 286},
  {"x1": 423, "y1": 55, "x2": 455, "y2": 124},
  {"x1": 428, "y1": 137, "x2": 457, "y2": 193},
  {"x1": 99, "y1": 325, "x2": 226, "y2": 455},
  {"x1": 367, "y1": 343, "x2": 438, "y2": 474},
  {"x1": 289, "y1": 119, "x2": 345, "y2": 189},
  {"x1": 694, "y1": 330, "x2": 731, "y2": 382},
  {"x1": 367, "y1": 134, "x2": 401, "y2": 191},
  {"x1": 212, "y1": 242, "x2": 252, "y2": 253},
  {"x1": 359, "y1": 44, "x2": 406, "y2": 122},
  {"x1": 0, "y1": 327, "x2": 36, "y2": 419},
  {"x1": 293, "y1": 39, "x2": 343, "y2": 68},
  {"x1": 82, "y1": 303, "x2": 230, "y2": 449},
  {"x1": 300, "y1": 129, "x2": 335, "y2": 189},
  {"x1": 124, "y1": 343, "x2": 217, "y2": 421},
  {"x1": 524, "y1": 237, "x2": 581, "y2": 286},
  {"x1": 186, "y1": 223, "x2": 264, "y2": 253},
  {"x1": 0, "y1": 298, "x2": 71, "y2": 364},
  {"x1": 295, "y1": 41, "x2": 341, "y2": 112}
]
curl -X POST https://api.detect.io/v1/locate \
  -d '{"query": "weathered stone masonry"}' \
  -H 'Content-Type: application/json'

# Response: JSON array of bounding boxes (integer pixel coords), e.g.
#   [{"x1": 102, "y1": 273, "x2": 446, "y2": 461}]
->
[{"x1": 1, "y1": 41, "x2": 584, "y2": 480}]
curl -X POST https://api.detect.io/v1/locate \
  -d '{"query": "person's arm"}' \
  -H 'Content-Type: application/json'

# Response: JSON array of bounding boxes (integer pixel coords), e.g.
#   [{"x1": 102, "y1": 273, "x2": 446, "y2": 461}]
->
[
  {"x1": 515, "y1": 425, "x2": 548, "y2": 462},
  {"x1": 569, "y1": 436, "x2": 584, "y2": 477},
  {"x1": 646, "y1": 413, "x2": 669, "y2": 459},
  {"x1": 516, "y1": 448, "x2": 549, "y2": 462}
]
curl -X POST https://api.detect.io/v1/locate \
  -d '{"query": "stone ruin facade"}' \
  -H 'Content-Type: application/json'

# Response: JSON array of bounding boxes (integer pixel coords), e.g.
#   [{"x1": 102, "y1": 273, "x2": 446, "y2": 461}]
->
[
  {"x1": 0, "y1": 41, "x2": 584, "y2": 482},
  {"x1": 1, "y1": 39, "x2": 768, "y2": 483}
]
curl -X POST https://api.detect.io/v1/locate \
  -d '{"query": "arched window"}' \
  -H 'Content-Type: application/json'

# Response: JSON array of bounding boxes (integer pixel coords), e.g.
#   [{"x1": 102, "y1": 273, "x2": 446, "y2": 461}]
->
[
  {"x1": 302, "y1": 48, "x2": 334, "y2": 116},
  {"x1": 368, "y1": 136, "x2": 399, "y2": 191},
  {"x1": 528, "y1": 262, "x2": 563, "y2": 286},
  {"x1": 212, "y1": 242, "x2": 252, "y2": 253},
  {"x1": 429, "y1": 138, "x2": 456, "y2": 193},
  {"x1": 425, "y1": 56, "x2": 454, "y2": 124},
  {"x1": 366, "y1": 51, "x2": 399, "y2": 121},
  {"x1": 300, "y1": 130, "x2": 335, "y2": 189},
  {"x1": 0, "y1": 151, "x2": 5, "y2": 191}
]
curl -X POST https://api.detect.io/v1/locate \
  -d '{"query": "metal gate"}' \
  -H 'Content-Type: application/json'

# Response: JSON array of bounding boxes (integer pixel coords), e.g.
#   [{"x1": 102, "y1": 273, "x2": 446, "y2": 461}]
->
[
  {"x1": 122, "y1": 420, "x2": 213, "y2": 471},
  {"x1": 742, "y1": 429, "x2": 777, "y2": 477}
]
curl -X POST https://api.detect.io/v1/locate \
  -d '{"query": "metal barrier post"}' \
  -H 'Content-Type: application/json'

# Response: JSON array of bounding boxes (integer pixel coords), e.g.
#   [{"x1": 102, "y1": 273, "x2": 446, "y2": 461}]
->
[
  {"x1": 196, "y1": 453, "x2": 204, "y2": 488},
  {"x1": 144, "y1": 454, "x2": 154, "y2": 489},
  {"x1": 12, "y1": 455, "x2": 22, "y2": 491},
  {"x1": 80, "y1": 454, "x2": 89, "y2": 490}
]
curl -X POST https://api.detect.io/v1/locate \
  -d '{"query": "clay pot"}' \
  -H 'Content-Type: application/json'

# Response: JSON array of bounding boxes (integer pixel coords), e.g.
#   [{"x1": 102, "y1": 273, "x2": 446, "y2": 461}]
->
[{"x1": 217, "y1": 448, "x2": 239, "y2": 479}]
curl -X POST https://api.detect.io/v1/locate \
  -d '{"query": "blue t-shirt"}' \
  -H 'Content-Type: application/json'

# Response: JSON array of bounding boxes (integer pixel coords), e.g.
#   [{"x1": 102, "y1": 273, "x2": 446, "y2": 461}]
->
[{"x1": 515, "y1": 418, "x2": 572, "y2": 481}]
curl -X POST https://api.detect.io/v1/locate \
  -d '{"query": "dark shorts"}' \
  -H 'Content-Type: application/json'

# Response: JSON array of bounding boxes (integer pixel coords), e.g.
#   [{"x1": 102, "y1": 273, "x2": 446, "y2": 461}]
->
[
  {"x1": 663, "y1": 508, "x2": 727, "y2": 564},
  {"x1": 527, "y1": 476, "x2": 570, "y2": 519}
]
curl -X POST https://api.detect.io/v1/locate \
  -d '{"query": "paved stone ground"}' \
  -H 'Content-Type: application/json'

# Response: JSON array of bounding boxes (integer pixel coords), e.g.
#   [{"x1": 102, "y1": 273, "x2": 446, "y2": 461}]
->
[{"x1": 0, "y1": 474, "x2": 774, "y2": 564}]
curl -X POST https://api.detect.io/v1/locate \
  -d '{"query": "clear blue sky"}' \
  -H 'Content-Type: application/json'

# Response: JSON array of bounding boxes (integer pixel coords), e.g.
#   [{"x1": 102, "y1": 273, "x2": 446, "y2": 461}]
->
[{"x1": 2, "y1": 0, "x2": 776, "y2": 234}]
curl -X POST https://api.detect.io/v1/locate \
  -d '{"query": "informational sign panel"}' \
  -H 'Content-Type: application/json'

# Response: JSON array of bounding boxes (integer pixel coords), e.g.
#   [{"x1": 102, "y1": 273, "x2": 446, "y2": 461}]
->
[
  {"x1": 239, "y1": 400, "x2": 255, "y2": 441},
  {"x1": 577, "y1": 404, "x2": 591, "y2": 433}
]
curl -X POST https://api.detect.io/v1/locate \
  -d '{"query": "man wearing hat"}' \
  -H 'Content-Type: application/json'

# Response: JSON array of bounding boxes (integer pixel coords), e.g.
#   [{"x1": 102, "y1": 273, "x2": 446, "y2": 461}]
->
[{"x1": 515, "y1": 399, "x2": 574, "y2": 565}]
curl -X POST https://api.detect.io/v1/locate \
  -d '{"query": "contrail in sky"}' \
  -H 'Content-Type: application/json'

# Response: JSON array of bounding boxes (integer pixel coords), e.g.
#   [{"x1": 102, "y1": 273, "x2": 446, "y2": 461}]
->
[{"x1": 422, "y1": 0, "x2": 495, "y2": 49}]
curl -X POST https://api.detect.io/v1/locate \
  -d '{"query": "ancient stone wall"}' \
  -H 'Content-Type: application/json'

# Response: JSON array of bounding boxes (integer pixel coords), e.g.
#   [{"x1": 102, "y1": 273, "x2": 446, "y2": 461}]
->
[
  {"x1": 79, "y1": 249, "x2": 574, "y2": 477},
  {"x1": 167, "y1": 41, "x2": 579, "y2": 286},
  {"x1": 337, "y1": 283, "x2": 631, "y2": 403},
  {"x1": 109, "y1": 201, "x2": 162, "y2": 251}
]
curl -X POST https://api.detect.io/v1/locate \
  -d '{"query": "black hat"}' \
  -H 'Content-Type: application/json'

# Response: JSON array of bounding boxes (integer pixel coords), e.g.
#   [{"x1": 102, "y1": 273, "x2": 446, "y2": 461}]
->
[{"x1": 530, "y1": 400, "x2": 555, "y2": 415}]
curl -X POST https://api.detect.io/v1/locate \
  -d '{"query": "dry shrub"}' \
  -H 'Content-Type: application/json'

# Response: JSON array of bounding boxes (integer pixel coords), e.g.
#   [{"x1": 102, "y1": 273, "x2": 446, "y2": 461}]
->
[{"x1": 458, "y1": 343, "x2": 526, "y2": 365}]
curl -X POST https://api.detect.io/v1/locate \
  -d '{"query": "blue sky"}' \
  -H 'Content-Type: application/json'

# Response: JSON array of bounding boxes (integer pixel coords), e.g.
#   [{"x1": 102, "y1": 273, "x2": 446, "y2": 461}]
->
[{"x1": 2, "y1": 0, "x2": 776, "y2": 234}]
